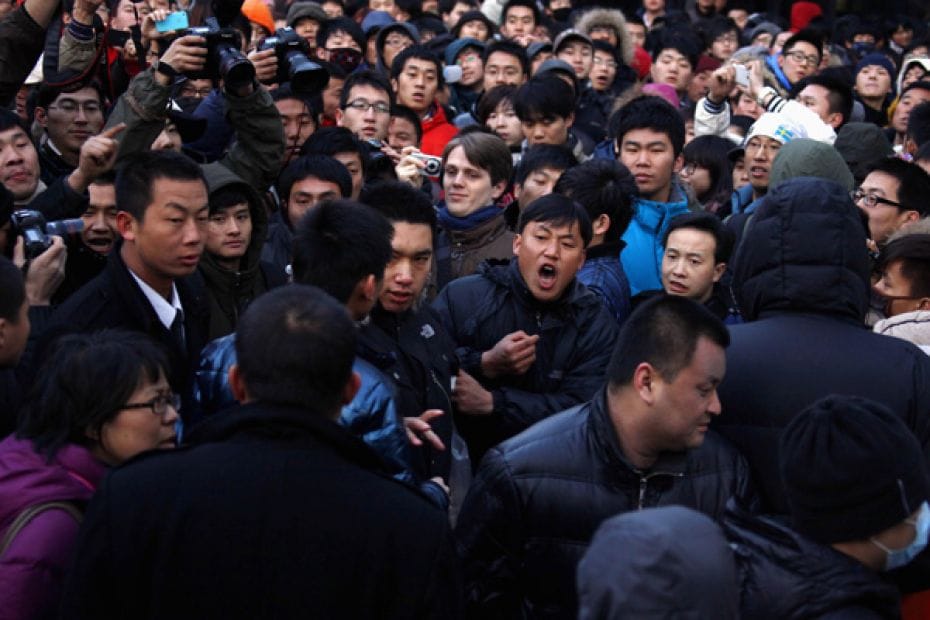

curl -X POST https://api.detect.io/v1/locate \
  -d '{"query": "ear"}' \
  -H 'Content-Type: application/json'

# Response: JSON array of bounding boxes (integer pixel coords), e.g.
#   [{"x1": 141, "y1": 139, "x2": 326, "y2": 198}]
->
[
  {"x1": 361, "y1": 273, "x2": 378, "y2": 302},
  {"x1": 513, "y1": 182, "x2": 522, "y2": 199},
  {"x1": 777, "y1": 54, "x2": 785, "y2": 70},
  {"x1": 672, "y1": 152, "x2": 684, "y2": 174},
  {"x1": 826, "y1": 112, "x2": 843, "y2": 130},
  {"x1": 116, "y1": 211, "x2": 136, "y2": 241},
  {"x1": 512, "y1": 232, "x2": 522, "y2": 257},
  {"x1": 904, "y1": 210, "x2": 921, "y2": 225},
  {"x1": 918, "y1": 298, "x2": 930, "y2": 311},
  {"x1": 491, "y1": 178, "x2": 508, "y2": 201},
  {"x1": 565, "y1": 112, "x2": 575, "y2": 128},
  {"x1": 904, "y1": 136, "x2": 918, "y2": 157},
  {"x1": 228, "y1": 364, "x2": 250, "y2": 404},
  {"x1": 592, "y1": 213, "x2": 611, "y2": 237},
  {"x1": 341, "y1": 370, "x2": 361, "y2": 405},
  {"x1": 712, "y1": 261, "x2": 726, "y2": 283},
  {"x1": 334, "y1": 107, "x2": 344, "y2": 127},
  {"x1": 34, "y1": 107, "x2": 49, "y2": 129},
  {"x1": 391, "y1": 78, "x2": 399, "y2": 94},
  {"x1": 632, "y1": 362, "x2": 659, "y2": 405}
]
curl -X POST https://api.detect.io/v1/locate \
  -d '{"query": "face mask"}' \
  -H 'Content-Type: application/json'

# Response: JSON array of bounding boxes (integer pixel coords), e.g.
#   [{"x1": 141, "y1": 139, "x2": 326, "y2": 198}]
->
[
  {"x1": 551, "y1": 7, "x2": 571, "y2": 22},
  {"x1": 853, "y1": 42, "x2": 876, "y2": 58},
  {"x1": 870, "y1": 501, "x2": 930, "y2": 571}
]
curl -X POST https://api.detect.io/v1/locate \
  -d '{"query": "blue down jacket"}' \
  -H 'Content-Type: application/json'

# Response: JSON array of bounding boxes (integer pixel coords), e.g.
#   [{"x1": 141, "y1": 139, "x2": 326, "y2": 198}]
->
[{"x1": 192, "y1": 334, "x2": 446, "y2": 508}]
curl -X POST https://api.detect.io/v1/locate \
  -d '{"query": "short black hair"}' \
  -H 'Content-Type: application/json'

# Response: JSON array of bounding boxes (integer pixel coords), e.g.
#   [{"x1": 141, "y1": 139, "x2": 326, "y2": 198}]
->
[
  {"x1": 0, "y1": 255, "x2": 24, "y2": 323},
  {"x1": 906, "y1": 101, "x2": 930, "y2": 149},
  {"x1": 36, "y1": 77, "x2": 106, "y2": 111},
  {"x1": 271, "y1": 83, "x2": 319, "y2": 123},
  {"x1": 790, "y1": 71, "x2": 854, "y2": 128},
  {"x1": 591, "y1": 39, "x2": 621, "y2": 66},
  {"x1": 475, "y1": 84, "x2": 518, "y2": 125},
  {"x1": 663, "y1": 212, "x2": 734, "y2": 264},
  {"x1": 339, "y1": 69, "x2": 394, "y2": 109},
  {"x1": 277, "y1": 154, "x2": 353, "y2": 202},
  {"x1": 783, "y1": 29, "x2": 824, "y2": 62},
  {"x1": 210, "y1": 185, "x2": 252, "y2": 213},
  {"x1": 648, "y1": 27, "x2": 702, "y2": 71},
  {"x1": 898, "y1": 79, "x2": 930, "y2": 100},
  {"x1": 390, "y1": 104, "x2": 424, "y2": 144},
  {"x1": 878, "y1": 234, "x2": 930, "y2": 298},
  {"x1": 17, "y1": 330, "x2": 169, "y2": 459},
  {"x1": 515, "y1": 144, "x2": 577, "y2": 185},
  {"x1": 610, "y1": 95, "x2": 686, "y2": 156},
  {"x1": 517, "y1": 193, "x2": 592, "y2": 247},
  {"x1": 299, "y1": 126, "x2": 367, "y2": 177},
  {"x1": 867, "y1": 158, "x2": 930, "y2": 217},
  {"x1": 115, "y1": 150, "x2": 206, "y2": 220},
  {"x1": 916, "y1": 141, "x2": 930, "y2": 164},
  {"x1": 359, "y1": 180, "x2": 436, "y2": 230},
  {"x1": 390, "y1": 45, "x2": 445, "y2": 88},
  {"x1": 513, "y1": 74, "x2": 575, "y2": 122},
  {"x1": 501, "y1": 0, "x2": 538, "y2": 25},
  {"x1": 482, "y1": 40, "x2": 529, "y2": 77},
  {"x1": 439, "y1": 0, "x2": 476, "y2": 13},
  {"x1": 0, "y1": 109, "x2": 31, "y2": 138},
  {"x1": 606, "y1": 295, "x2": 729, "y2": 388},
  {"x1": 555, "y1": 159, "x2": 637, "y2": 239},
  {"x1": 235, "y1": 285, "x2": 357, "y2": 415},
  {"x1": 700, "y1": 15, "x2": 739, "y2": 49},
  {"x1": 317, "y1": 16, "x2": 365, "y2": 50},
  {"x1": 291, "y1": 199, "x2": 393, "y2": 303}
]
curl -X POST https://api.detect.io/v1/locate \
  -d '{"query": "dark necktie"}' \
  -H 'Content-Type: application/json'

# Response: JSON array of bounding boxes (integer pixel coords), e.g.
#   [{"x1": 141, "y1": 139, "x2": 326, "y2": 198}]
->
[{"x1": 170, "y1": 308, "x2": 186, "y2": 352}]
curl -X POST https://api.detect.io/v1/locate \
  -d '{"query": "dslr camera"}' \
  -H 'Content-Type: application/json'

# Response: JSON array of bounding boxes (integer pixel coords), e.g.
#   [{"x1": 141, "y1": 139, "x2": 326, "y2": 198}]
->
[
  {"x1": 256, "y1": 28, "x2": 329, "y2": 95},
  {"x1": 10, "y1": 210, "x2": 83, "y2": 259},
  {"x1": 181, "y1": 24, "x2": 255, "y2": 91}
]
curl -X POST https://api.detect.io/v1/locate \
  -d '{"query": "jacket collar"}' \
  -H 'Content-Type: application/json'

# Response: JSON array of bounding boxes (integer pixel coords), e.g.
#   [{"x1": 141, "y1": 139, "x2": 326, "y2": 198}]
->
[
  {"x1": 442, "y1": 209, "x2": 510, "y2": 246},
  {"x1": 632, "y1": 185, "x2": 689, "y2": 233}
]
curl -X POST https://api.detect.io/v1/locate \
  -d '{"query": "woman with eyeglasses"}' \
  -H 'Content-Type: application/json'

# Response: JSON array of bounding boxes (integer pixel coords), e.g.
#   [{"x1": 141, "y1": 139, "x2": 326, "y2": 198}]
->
[
  {"x1": 678, "y1": 135, "x2": 734, "y2": 217},
  {"x1": 0, "y1": 330, "x2": 177, "y2": 620}
]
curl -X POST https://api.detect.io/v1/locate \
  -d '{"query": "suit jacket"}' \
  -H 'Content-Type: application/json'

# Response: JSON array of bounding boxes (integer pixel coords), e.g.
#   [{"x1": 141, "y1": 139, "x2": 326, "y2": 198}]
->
[{"x1": 42, "y1": 246, "x2": 209, "y2": 423}]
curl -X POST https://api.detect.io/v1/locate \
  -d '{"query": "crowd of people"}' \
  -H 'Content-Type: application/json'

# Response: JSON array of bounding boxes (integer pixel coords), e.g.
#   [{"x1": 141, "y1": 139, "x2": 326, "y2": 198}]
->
[{"x1": 1, "y1": 0, "x2": 930, "y2": 616}]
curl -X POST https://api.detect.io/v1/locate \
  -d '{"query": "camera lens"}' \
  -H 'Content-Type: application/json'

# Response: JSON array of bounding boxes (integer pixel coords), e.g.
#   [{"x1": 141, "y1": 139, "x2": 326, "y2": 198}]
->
[
  {"x1": 45, "y1": 218, "x2": 84, "y2": 237},
  {"x1": 286, "y1": 52, "x2": 330, "y2": 95},
  {"x1": 215, "y1": 43, "x2": 256, "y2": 91}
]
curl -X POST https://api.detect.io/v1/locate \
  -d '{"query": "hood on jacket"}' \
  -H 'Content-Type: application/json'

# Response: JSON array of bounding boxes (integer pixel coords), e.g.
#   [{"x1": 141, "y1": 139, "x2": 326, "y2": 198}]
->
[
  {"x1": 444, "y1": 37, "x2": 485, "y2": 66},
  {"x1": 833, "y1": 122, "x2": 894, "y2": 183},
  {"x1": 769, "y1": 138, "x2": 855, "y2": 192},
  {"x1": 874, "y1": 310, "x2": 930, "y2": 350},
  {"x1": 375, "y1": 22, "x2": 420, "y2": 74},
  {"x1": 896, "y1": 58, "x2": 930, "y2": 95},
  {"x1": 574, "y1": 8, "x2": 633, "y2": 66},
  {"x1": 578, "y1": 505, "x2": 739, "y2": 620},
  {"x1": 200, "y1": 162, "x2": 269, "y2": 277},
  {"x1": 732, "y1": 176, "x2": 871, "y2": 322}
]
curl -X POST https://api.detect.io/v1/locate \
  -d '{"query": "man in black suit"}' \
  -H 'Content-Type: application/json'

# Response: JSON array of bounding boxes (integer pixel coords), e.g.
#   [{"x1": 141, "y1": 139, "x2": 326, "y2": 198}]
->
[
  {"x1": 44, "y1": 150, "x2": 209, "y2": 424},
  {"x1": 60, "y1": 285, "x2": 462, "y2": 619}
]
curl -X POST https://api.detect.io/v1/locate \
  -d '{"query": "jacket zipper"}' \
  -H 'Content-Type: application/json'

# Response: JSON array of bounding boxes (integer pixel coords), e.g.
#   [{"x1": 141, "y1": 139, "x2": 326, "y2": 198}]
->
[{"x1": 637, "y1": 471, "x2": 686, "y2": 509}]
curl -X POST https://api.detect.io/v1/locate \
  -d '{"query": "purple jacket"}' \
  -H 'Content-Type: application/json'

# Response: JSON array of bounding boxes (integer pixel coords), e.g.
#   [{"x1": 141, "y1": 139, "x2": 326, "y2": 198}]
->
[{"x1": 0, "y1": 435, "x2": 107, "y2": 620}]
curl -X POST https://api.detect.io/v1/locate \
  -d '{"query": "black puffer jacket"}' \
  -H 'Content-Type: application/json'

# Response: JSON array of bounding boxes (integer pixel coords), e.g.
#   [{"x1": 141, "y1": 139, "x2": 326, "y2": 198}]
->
[
  {"x1": 455, "y1": 388, "x2": 754, "y2": 620},
  {"x1": 432, "y1": 259, "x2": 618, "y2": 462},
  {"x1": 714, "y1": 177, "x2": 930, "y2": 591},
  {"x1": 723, "y1": 501, "x2": 901, "y2": 620}
]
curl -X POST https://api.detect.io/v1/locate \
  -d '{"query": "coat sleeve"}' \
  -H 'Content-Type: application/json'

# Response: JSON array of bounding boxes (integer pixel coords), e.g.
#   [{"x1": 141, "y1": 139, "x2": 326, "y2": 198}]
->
[
  {"x1": 454, "y1": 447, "x2": 525, "y2": 619},
  {"x1": 218, "y1": 83, "x2": 285, "y2": 192},
  {"x1": 491, "y1": 306, "x2": 617, "y2": 437},
  {"x1": 58, "y1": 25, "x2": 98, "y2": 74},
  {"x1": 0, "y1": 6, "x2": 46, "y2": 107},
  {"x1": 25, "y1": 175, "x2": 88, "y2": 220},
  {"x1": 106, "y1": 68, "x2": 172, "y2": 163},
  {"x1": 694, "y1": 97, "x2": 731, "y2": 139}
]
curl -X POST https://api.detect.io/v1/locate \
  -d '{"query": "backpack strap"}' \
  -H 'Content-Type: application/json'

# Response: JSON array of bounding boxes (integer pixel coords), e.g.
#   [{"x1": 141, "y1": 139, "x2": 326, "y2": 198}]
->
[{"x1": 0, "y1": 502, "x2": 83, "y2": 558}]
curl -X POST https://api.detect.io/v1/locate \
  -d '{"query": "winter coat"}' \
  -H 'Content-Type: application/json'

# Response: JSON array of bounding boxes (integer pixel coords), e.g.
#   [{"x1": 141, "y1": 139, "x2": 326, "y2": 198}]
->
[
  {"x1": 723, "y1": 500, "x2": 902, "y2": 619},
  {"x1": 0, "y1": 436, "x2": 107, "y2": 620},
  {"x1": 434, "y1": 208, "x2": 514, "y2": 293},
  {"x1": 433, "y1": 259, "x2": 618, "y2": 461},
  {"x1": 575, "y1": 241, "x2": 631, "y2": 325},
  {"x1": 43, "y1": 248, "x2": 210, "y2": 425},
  {"x1": 621, "y1": 185, "x2": 692, "y2": 296},
  {"x1": 191, "y1": 334, "x2": 447, "y2": 507},
  {"x1": 420, "y1": 103, "x2": 459, "y2": 157},
  {"x1": 715, "y1": 177, "x2": 930, "y2": 539},
  {"x1": 874, "y1": 310, "x2": 930, "y2": 354},
  {"x1": 0, "y1": 6, "x2": 46, "y2": 107},
  {"x1": 23, "y1": 175, "x2": 89, "y2": 221},
  {"x1": 52, "y1": 236, "x2": 109, "y2": 305},
  {"x1": 59, "y1": 403, "x2": 463, "y2": 619},
  {"x1": 577, "y1": 506, "x2": 740, "y2": 620},
  {"x1": 455, "y1": 388, "x2": 753, "y2": 620},
  {"x1": 360, "y1": 304, "x2": 458, "y2": 481},
  {"x1": 197, "y1": 163, "x2": 284, "y2": 340},
  {"x1": 37, "y1": 141, "x2": 75, "y2": 187},
  {"x1": 260, "y1": 211, "x2": 293, "y2": 277}
]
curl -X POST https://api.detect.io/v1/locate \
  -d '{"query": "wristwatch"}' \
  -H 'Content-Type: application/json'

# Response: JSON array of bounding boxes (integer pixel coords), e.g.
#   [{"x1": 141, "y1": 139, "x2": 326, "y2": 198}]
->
[{"x1": 154, "y1": 60, "x2": 180, "y2": 81}]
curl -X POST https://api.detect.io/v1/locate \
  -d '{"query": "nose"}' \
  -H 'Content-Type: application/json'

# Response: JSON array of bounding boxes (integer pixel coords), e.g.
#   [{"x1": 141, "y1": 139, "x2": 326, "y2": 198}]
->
[
  {"x1": 183, "y1": 217, "x2": 203, "y2": 245},
  {"x1": 395, "y1": 259, "x2": 413, "y2": 284},
  {"x1": 164, "y1": 401, "x2": 180, "y2": 425},
  {"x1": 225, "y1": 218, "x2": 241, "y2": 236},
  {"x1": 671, "y1": 258, "x2": 686, "y2": 275},
  {"x1": 74, "y1": 106, "x2": 89, "y2": 123},
  {"x1": 707, "y1": 389, "x2": 722, "y2": 416},
  {"x1": 90, "y1": 210, "x2": 108, "y2": 231},
  {"x1": 544, "y1": 238, "x2": 559, "y2": 257}
]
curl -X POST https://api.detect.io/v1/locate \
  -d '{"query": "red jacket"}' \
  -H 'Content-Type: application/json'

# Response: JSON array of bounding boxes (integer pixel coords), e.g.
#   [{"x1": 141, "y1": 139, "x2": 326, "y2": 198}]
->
[{"x1": 420, "y1": 103, "x2": 458, "y2": 157}]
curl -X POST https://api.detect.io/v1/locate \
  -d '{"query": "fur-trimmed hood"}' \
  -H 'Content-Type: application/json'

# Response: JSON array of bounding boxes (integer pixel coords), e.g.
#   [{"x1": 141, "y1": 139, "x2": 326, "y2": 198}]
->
[{"x1": 574, "y1": 8, "x2": 633, "y2": 66}]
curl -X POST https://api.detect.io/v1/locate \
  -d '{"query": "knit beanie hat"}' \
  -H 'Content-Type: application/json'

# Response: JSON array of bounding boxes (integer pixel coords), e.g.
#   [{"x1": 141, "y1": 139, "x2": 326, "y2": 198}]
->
[
  {"x1": 780, "y1": 394, "x2": 930, "y2": 544},
  {"x1": 834, "y1": 122, "x2": 894, "y2": 183},
  {"x1": 242, "y1": 0, "x2": 274, "y2": 35},
  {"x1": 790, "y1": 1, "x2": 821, "y2": 33},
  {"x1": 856, "y1": 53, "x2": 897, "y2": 86},
  {"x1": 286, "y1": 1, "x2": 326, "y2": 28},
  {"x1": 631, "y1": 46, "x2": 651, "y2": 80}
]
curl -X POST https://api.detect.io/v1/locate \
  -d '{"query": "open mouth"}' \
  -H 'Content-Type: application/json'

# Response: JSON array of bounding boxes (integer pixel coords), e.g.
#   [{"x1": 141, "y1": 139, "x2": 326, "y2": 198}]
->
[
  {"x1": 538, "y1": 264, "x2": 557, "y2": 290},
  {"x1": 85, "y1": 237, "x2": 113, "y2": 248}
]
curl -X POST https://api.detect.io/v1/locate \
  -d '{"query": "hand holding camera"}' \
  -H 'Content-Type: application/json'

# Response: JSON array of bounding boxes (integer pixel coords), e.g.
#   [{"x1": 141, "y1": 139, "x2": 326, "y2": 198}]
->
[
  {"x1": 155, "y1": 34, "x2": 209, "y2": 86},
  {"x1": 12, "y1": 234, "x2": 67, "y2": 307},
  {"x1": 247, "y1": 47, "x2": 278, "y2": 84}
]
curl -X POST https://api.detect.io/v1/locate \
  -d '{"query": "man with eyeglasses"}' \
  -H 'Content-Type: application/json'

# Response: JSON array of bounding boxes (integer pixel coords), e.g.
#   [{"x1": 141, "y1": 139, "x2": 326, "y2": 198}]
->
[
  {"x1": 854, "y1": 158, "x2": 930, "y2": 247},
  {"x1": 765, "y1": 30, "x2": 822, "y2": 97},
  {"x1": 336, "y1": 70, "x2": 394, "y2": 142},
  {"x1": 33, "y1": 81, "x2": 106, "y2": 185}
]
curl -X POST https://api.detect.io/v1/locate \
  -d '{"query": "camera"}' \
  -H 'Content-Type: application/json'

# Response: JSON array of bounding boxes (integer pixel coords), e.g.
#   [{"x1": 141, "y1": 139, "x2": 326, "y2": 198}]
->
[
  {"x1": 256, "y1": 28, "x2": 329, "y2": 95},
  {"x1": 413, "y1": 152, "x2": 442, "y2": 176},
  {"x1": 10, "y1": 210, "x2": 83, "y2": 259},
  {"x1": 364, "y1": 138, "x2": 386, "y2": 161},
  {"x1": 182, "y1": 25, "x2": 255, "y2": 91}
]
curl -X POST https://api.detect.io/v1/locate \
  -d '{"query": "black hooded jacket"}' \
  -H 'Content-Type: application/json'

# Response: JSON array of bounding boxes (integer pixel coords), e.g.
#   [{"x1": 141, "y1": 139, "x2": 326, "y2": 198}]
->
[
  {"x1": 723, "y1": 501, "x2": 901, "y2": 620},
  {"x1": 713, "y1": 177, "x2": 930, "y2": 590}
]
